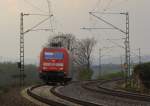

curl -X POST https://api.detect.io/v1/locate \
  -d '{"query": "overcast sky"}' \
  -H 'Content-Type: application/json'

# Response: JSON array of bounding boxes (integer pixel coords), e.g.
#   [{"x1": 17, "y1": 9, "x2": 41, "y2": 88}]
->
[{"x1": 0, "y1": 0, "x2": 150, "y2": 64}]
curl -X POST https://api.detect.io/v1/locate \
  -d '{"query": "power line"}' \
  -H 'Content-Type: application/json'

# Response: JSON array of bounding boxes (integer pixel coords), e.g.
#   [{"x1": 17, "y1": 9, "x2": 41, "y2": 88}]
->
[
  {"x1": 81, "y1": 27, "x2": 114, "y2": 30},
  {"x1": 29, "y1": 28, "x2": 54, "y2": 32},
  {"x1": 92, "y1": 0, "x2": 129, "y2": 12},
  {"x1": 89, "y1": 12, "x2": 126, "y2": 34},
  {"x1": 130, "y1": 48, "x2": 142, "y2": 64},
  {"x1": 91, "y1": 0, "x2": 102, "y2": 12},
  {"x1": 104, "y1": 0, "x2": 129, "y2": 11},
  {"x1": 46, "y1": 0, "x2": 54, "y2": 32},
  {"x1": 24, "y1": 16, "x2": 53, "y2": 34},
  {"x1": 103, "y1": 0, "x2": 113, "y2": 11},
  {"x1": 90, "y1": 12, "x2": 126, "y2": 14},
  {"x1": 23, "y1": 0, "x2": 47, "y2": 13},
  {"x1": 27, "y1": 14, "x2": 50, "y2": 16},
  {"x1": 107, "y1": 39, "x2": 125, "y2": 49},
  {"x1": 99, "y1": 46, "x2": 113, "y2": 76}
]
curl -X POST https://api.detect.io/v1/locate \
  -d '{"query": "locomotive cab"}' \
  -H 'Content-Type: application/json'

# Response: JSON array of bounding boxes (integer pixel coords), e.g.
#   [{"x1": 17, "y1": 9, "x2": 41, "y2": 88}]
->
[{"x1": 39, "y1": 47, "x2": 71, "y2": 84}]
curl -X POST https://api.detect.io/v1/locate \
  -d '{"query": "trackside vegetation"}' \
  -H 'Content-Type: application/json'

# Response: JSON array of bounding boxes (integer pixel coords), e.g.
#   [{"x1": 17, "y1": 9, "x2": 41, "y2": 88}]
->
[
  {"x1": 97, "y1": 71, "x2": 124, "y2": 80},
  {"x1": 117, "y1": 62, "x2": 150, "y2": 93},
  {"x1": 79, "y1": 68, "x2": 93, "y2": 80},
  {"x1": 0, "y1": 62, "x2": 40, "y2": 91},
  {"x1": 132, "y1": 62, "x2": 150, "y2": 92}
]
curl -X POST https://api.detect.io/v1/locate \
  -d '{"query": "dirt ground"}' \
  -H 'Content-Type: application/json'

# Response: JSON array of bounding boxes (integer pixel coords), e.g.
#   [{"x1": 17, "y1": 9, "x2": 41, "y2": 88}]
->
[{"x1": 0, "y1": 87, "x2": 38, "y2": 106}]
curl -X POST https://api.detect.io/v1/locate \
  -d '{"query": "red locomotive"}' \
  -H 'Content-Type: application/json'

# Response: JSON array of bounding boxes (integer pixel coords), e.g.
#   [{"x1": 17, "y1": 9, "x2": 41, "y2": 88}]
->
[{"x1": 39, "y1": 47, "x2": 71, "y2": 84}]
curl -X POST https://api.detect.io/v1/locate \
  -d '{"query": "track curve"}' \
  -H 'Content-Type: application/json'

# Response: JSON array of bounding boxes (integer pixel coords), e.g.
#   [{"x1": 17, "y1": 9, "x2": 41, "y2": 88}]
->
[
  {"x1": 27, "y1": 84, "x2": 67, "y2": 106},
  {"x1": 82, "y1": 79, "x2": 150, "y2": 105},
  {"x1": 27, "y1": 84, "x2": 103, "y2": 106},
  {"x1": 26, "y1": 80, "x2": 150, "y2": 106},
  {"x1": 50, "y1": 86, "x2": 102, "y2": 106}
]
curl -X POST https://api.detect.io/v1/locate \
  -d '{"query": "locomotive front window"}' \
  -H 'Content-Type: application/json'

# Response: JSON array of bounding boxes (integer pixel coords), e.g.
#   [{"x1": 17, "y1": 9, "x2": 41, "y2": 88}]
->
[{"x1": 44, "y1": 52, "x2": 64, "y2": 60}]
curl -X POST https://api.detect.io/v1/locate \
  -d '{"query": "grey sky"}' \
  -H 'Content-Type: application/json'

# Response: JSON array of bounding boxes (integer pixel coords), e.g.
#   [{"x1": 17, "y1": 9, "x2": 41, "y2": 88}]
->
[{"x1": 0, "y1": 0, "x2": 150, "y2": 64}]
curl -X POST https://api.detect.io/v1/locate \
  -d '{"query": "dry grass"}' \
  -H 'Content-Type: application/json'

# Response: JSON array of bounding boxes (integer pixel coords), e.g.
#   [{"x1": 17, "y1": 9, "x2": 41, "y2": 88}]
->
[{"x1": 0, "y1": 87, "x2": 38, "y2": 106}]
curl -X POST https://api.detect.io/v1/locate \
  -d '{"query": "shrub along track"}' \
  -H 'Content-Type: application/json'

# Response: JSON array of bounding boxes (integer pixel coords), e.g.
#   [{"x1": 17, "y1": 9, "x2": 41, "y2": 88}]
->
[
  {"x1": 82, "y1": 79, "x2": 150, "y2": 104},
  {"x1": 27, "y1": 84, "x2": 102, "y2": 106}
]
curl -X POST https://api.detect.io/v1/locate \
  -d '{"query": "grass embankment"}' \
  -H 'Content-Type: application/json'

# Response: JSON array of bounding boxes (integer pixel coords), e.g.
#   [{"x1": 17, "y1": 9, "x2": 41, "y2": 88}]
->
[
  {"x1": 97, "y1": 71, "x2": 124, "y2": 80},
  {"x1": 0, "y1": 62, "x2": 41, "y2": 93},
  {"x1": 0, "y1": 62, "x2": 41, "y2": 106},
  {"x1": 0, "y1": 86, "x2": 38, "y2": 106},
  {"x1": 79, "y1": 68, "x2": 93, "y2": 80}
]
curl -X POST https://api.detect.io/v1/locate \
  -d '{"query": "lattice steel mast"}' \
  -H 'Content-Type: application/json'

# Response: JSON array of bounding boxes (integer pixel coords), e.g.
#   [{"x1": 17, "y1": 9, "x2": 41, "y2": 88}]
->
[
  {"x1": 125, "y1": 12, "x2": 130, "y2": 85},
  {"x1": 19, "y1": 0, "x2": 54, "y2": 87},
  {"x1": 20, "y1": 13, "x2": 24, "y2": 87}
]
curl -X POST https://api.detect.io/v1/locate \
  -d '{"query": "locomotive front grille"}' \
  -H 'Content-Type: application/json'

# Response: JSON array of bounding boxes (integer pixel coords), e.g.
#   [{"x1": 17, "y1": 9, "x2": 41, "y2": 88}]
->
[{"x1": 43, "y1": 62, "x2": 64, "y2": 67}]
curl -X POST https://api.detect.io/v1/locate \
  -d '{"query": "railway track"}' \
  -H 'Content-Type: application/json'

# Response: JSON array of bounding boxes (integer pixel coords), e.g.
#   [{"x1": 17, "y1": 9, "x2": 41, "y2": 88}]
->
[
  {"x1": 26, "y1": 84, "x2": 102, "y2": 106},
  {"x1": 82, "y1": 79, "x2": 150, "y2": 102},
  {"x1": 27, "y1": 84, "x2": 66, "y2": 106},
  {"x1": 25, "y1": 80, "x2": 150, "y2": 106}
]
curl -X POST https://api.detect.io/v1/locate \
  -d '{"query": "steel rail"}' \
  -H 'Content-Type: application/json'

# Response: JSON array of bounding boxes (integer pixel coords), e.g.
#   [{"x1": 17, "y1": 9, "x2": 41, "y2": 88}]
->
[
  {"x1": 27, "y1": 84, "x2": 67, "y2": 106},
  {"x1": 50, "y1": 86, "x2": 103, "y2": 106},
  {"x1": 27, "y1": 84, "x2": 103, "y2": 106},
  {"x1": 82, "y1": 79, "x2": 150, "y2": 102}
]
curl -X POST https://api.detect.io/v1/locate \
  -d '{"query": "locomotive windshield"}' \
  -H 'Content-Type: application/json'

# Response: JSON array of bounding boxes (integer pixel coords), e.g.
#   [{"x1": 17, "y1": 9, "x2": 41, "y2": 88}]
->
[{"x1": 44, "y1": 52, "x2": 64, "y2": 60}]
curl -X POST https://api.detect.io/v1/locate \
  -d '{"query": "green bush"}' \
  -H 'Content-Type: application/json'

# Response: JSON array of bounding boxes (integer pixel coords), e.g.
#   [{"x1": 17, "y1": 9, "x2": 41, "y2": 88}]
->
[
  {"x1": 79, "y1": 68, "x2": 93, "y2": 80},
  {"x1": 134, "y1": 62, "x2": 150, "y2": 88}
]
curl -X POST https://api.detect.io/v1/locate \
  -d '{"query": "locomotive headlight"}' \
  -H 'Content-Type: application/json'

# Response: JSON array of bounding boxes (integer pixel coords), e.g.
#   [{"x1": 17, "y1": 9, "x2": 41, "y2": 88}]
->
[
  {"x1": 43, "y1": 67, "x2": 47, "y2": 70},
  {"x1": 60, "y1": 68, "x2": 63, "y2": 70}
]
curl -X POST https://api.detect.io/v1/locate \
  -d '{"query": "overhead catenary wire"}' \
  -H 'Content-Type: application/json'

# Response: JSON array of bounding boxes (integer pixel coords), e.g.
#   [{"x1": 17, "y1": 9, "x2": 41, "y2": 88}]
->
[
  {"x1": 24, "y1": 16, "x2": 53, "y2": 34},
  {"x1": 88, "y1": 0, "x2": 129, "y2": 39},
  {"x1": 89, "y1": 12, "x2": 126, "y2": 34},
  {"x1": 107, "y1": 39, "x2": 125, "y2": 49},
  {"x1": 46, "y1": 0, "x2": 54, "y2": 32},
  {"x1": 91, "y1": 0, "x2": 102, "y2": 12},
  {"x1": 28, "y1": 28, "x2": 54, "y2": 32},
  {"x1": 103, "y1": 0, "x2": 129, "y2": 12},
  {"x1": 23, "y1": 0, "x2": 47, "y2": 13},
  {"x1": 107, "y1": 38, "x2": 140, "y2": 63},
  {"x1": 88, "y1": 0, "x2": 109, "y2": 37},
  {"x1": 91, "y1": 0, "x2": 129, "y2": 13},
  {"x1": 90, "y1": 12, "x2": 126, "y2": 14},
  {"x1": 23, "y1": 13, "x2": 52, "y2": 16},
  {"x1": 103, "y1": 0, "x2": 113, "y2": 11}
]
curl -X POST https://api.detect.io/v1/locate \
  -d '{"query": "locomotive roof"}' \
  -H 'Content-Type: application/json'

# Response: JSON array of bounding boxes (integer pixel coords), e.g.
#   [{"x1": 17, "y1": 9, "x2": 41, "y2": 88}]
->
[{"x1": 43, "y1": 47, "x2": 68, "y2": 51}]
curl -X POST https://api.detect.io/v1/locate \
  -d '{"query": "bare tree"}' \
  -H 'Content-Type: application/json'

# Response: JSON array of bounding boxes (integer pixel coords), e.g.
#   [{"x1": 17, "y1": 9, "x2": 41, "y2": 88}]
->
[
  {"x1": 74, "y1": 38, "x2": 96, "y2": 70},
  {"x1": 46, "y1": 33, "x2": 77, "y2": 51}
]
